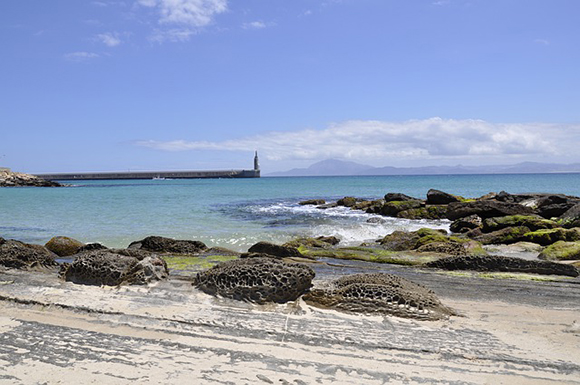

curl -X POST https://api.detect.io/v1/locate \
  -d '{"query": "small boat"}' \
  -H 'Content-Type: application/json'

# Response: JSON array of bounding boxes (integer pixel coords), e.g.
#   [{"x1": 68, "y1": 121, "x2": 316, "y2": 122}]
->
[{"x1": 152, "y1": 176, "x2": 166, "y2": 180}]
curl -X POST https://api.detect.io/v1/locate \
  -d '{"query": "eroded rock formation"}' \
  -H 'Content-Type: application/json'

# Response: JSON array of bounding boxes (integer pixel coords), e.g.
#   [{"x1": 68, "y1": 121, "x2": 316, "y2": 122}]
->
[
  {"x1": 304, "y1": 273, "x2": 456, "y2": 320},
  {"x1": 193, "y1": 257, "x2": 315, "y2": 304},
  {"x1": 60, "y1": 250, "x2": 169, "y2": 286}
]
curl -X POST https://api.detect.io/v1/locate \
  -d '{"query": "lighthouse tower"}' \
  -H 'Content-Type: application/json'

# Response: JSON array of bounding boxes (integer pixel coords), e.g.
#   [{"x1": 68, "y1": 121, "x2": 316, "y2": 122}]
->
[{"x1": 254, "y1": 151, "x2": 260, "y2": 171}]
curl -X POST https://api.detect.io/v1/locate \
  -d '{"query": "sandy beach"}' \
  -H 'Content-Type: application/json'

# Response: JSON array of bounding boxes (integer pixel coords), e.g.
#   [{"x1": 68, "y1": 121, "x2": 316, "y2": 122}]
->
[{"x1": 1, "y1": 261, "x2": 579, "y2": 385}]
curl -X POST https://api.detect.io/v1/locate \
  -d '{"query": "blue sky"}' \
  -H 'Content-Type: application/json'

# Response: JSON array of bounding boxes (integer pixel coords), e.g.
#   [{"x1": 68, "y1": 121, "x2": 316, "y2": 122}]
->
[{"x1": 1, "y1": 0, "x2": 579, "y2": 173}]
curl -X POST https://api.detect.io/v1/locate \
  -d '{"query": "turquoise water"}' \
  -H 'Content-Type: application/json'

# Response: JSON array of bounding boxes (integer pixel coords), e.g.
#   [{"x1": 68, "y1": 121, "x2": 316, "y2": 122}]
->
[{"x1": 1, "y1": 174, "x2": 580, "y2": 251}]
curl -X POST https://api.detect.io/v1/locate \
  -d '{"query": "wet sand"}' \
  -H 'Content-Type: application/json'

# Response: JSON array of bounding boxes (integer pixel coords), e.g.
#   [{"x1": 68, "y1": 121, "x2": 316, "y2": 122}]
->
[{"x1": 1, "y1": 263, "x2": 579, "y2": 384}]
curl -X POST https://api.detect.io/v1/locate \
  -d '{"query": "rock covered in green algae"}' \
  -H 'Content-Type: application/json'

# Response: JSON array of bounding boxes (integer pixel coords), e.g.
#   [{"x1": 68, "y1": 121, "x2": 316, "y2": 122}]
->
[
  {"x1": 482, "y1": 215, "x2": 558, "y2": 233},
  {"x1": 45, "y1": 236, "x2": 85, "y2": 257},
  {"x1": 283, "y1": 236, "x2": 340, "y2": 250},
  {"x1": 424, "y1": 255, "x2": 579, "y2": 277},
  {"x1": 61, "y1": 250, "x2": 169, "y2": 286},
  {"x1": 0, "y1": 238, "x2": 58, "y2": 270},
  {"x1": 473, "y1": 226, "x2": 531, "y2": 245},
  {"x1": 378, "y1": 228, "x2": 481, "y2": 256},
  {"x1": 193, "y1": 257, "x2": 315, "y2": 304},
  {"x1": 303, "y1": 273, "x2": 456, "y2": 321},
  {"x1": 539, "y1": 241, "x2": 580, "y2": 261},
  {"x1": 522, "y1": 227, "x2": 580, "y2": 246}
]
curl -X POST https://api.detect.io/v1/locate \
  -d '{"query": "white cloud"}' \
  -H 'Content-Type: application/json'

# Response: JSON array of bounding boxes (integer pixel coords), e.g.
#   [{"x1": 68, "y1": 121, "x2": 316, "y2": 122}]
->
[
  {"x1": 64, "y1": 51, "x2": 99, "y2": 61},
  {"x1": 137, "y1": 0, "x2": 227, "y2": 42},
  {"x1": 135, "y1": 118, "x2": 577, "y2": 164},
  {"x1": 138, "y1": 0, "x2": 227, "y2": 27},
  {"x1": 96, "y1": 32, "x2": 122, "y2": 47}
]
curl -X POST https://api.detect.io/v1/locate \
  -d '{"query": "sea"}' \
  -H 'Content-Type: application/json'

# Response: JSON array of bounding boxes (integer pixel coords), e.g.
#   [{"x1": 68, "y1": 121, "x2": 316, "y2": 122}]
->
[{"x1": 2, "y1": 174, "x2": 580, "y2": 252}]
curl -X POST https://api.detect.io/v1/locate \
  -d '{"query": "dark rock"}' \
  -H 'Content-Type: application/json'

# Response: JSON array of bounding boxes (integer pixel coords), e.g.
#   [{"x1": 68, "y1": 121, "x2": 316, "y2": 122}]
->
[
  {"x1": 450, "y1": 214, "x2": 483, "y2": 233},
  {"x1": 378, "y1": 231, "x2": 421, "y2": 251},
  {"x1": 523, "y1": 228, "x2": 580, "y2": 246},
  {"x1": 381, "y1": 200, "x2": 424, "y2": 217},
  {"x1": 77, "y1": 243, "x2": 108, "y2": 252},
  {"x1": 316, "y1": 202, "x2": 338, "y2": 210},
  {"x1": 336, "y1": 196, "x2": 358, "y2": 207},
  {"x1": 482, "y1": 215, "x2": 558, "y2": 233},
  {"x1": 560, "y1": 203, "x2": 580, "y2": 223},
  {"x1": 426, "y1": 189, "x2": 462, "y2": 205},
  {"x1": 284, "y1": 236, "x2": 340, "y2": 249},
  {"x1": 45, "y1": 236, "x2": 85, "y2": 257},
  {"x1": 128, "y1": 236, "x2": 208, "y2": 254},
  {"x1": 0, "y1": 239, "x2": 58, "y2": 269},
  {"x1": 473, "y1": 226, "x2": 530, "y2": 245},
  {"x1": 384, "y1": 193, "x2": 417, "y2": 202},
  {"x1": 446, "y1": 200, "x2": 535, "y2": 220},
  {"x1": 534, "y1": 195, "x2": 579, "y2": 218},
  {"x1": 193, "y1": 257, "x2": 315, "y2": 304},
  {"x1": 303, "y1": 273, "x2": 456, "y2": 320},
  {"x1": 299, "y1": 199, "x2": 326, "y2": 206},
  {"x1": 366, "y1": 217, "x2": 386, "y2": 224},
  {"x1": 248, "y1": 241, "x2": 303, "y2": 258},
  {"x1": 396, "y1": 205, "x2": 448, "y2": 220},
  {"x1": 61, "y1": 250, "x2": 168, "y2": 286},
  {"x1": 425, "y1": 255, "x2": 579, "y2": 277},
  {"x1": 364, "y1": 199, "x2": 385, "y2": 214}
]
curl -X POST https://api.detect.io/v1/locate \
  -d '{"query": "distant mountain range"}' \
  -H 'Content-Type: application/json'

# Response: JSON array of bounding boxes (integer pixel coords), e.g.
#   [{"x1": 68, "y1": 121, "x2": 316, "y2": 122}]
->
[{"x1": 267, "y1": 159, "x2": 580, "y2": 177}]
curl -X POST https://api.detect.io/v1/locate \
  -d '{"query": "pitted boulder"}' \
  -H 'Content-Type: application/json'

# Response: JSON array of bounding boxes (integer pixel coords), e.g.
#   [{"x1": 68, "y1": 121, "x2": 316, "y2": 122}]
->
[
  {"x1": 45, "y1": 236, "x2": 85, "y2": 257},
  {"x1": 0, "y1": 239, "x2": 58, "y2": 269},
  {"x1": 247, "y1": 241, "x2": 302, "y2": 259},
  {"x1": 303, "y1": 273, "x2": 456, "y2": 321},
  {"x1": 61, "y1": 250, "x2": 168, "y2": 286},
  {"x1": 193, "y1": 257, "x2": 315, "y2": 304},
  {"x1": 425, "y1": 255, "x2": 579, "y2": 277},
  {"x1": 128, "y1": 236, "x2": 207, "y2": 254}
]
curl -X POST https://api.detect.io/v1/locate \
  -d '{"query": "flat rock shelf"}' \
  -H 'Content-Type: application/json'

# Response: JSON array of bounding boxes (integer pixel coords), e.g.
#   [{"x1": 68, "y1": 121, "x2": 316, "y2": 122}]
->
[{"x1": 1, "y1": 262, "x2": 579, "y2": 384}]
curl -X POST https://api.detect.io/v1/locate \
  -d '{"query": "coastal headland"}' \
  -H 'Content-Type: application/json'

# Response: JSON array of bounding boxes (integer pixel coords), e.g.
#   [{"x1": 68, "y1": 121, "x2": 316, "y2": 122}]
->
[{"x1": 1, "y1": 188, "x2": 580, "y2": 384}]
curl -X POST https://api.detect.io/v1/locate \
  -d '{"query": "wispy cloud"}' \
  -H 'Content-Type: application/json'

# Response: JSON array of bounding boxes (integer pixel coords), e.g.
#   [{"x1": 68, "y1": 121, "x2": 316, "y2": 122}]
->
[
  {"x1": 137, "y1": 0, "x2": 228, "y2": 42},
  {"x1": 534, "y1": 38, "x2": 550, "y2": 46},
  {"x1": 135, "y1": 118, "x2": 577, "y2": 164},
  {"x1": 149, "y1": 28, "x2": 195, "y2": 42},
  {"x1": 64, "y1": 51, "x2": 99, "y2": 61},
  {"x1": 96, "y1": 32, "x2": 122, "y2": 46},
  {"x1": 432, "y1": 0, "x2": 450, "y2": 6},
  {"x1": 242, "y1": 21, "x2": 275, "y2": 30}
]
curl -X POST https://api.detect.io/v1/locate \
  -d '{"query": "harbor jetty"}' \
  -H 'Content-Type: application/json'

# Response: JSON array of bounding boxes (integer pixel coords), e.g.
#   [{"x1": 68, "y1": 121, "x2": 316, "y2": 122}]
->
[{"x1": 35, "y1": 152, "x2": 261, "y2": 181}]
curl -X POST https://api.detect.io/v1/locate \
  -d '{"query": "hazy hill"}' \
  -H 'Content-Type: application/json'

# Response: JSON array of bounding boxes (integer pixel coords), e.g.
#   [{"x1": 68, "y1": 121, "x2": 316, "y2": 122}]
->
[
  {"x1": 267, "y1": 160, "x2": 580, "y2": 177},
  {"x1": 268, "y1": 159, "x2": 375, "y2": 177}
]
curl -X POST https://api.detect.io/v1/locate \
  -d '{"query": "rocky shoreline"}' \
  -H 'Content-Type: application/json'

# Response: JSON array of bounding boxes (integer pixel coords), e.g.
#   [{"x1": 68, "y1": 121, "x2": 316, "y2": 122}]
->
[
  {"x1": 0, "y1": 169, "x2": 62, "y2": 187},
  {"x1": 1, "y1": 189, "x2": 580, "y2": 383}
]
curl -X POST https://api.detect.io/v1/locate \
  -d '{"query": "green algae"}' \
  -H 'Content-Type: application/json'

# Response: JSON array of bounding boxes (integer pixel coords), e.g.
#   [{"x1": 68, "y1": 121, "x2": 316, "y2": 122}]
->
[
  {"x1": 436, "y1": 270, "x2": 572, "y2": 282},
  {"x1": 163, "y1": 255, "x2": 237, "y2": 274},
  {"x1": 298, "y1": 246, "x2": 438, "y2": 266}
]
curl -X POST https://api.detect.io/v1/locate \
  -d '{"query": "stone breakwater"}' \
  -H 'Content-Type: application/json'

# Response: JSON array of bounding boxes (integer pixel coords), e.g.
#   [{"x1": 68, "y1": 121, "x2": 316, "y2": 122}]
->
[{"x1": 0, "y1": 169, "x2": 62, "y2": 187}]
